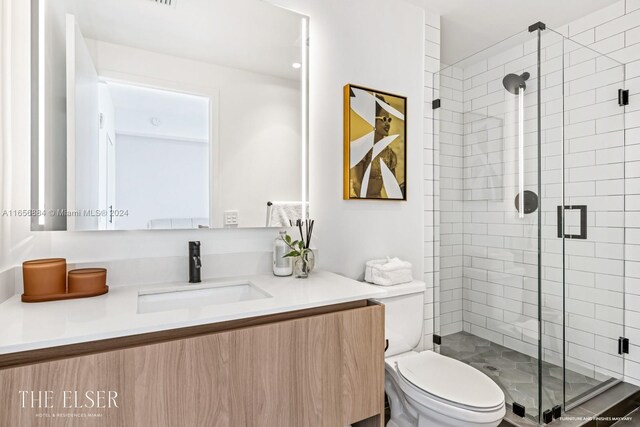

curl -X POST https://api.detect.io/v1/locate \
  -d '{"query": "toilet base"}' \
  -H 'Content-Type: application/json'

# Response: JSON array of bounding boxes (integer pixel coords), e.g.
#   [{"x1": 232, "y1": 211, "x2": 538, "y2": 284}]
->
[{"x1": 385, "y1": 362, "x2": 504, "y2": 427}]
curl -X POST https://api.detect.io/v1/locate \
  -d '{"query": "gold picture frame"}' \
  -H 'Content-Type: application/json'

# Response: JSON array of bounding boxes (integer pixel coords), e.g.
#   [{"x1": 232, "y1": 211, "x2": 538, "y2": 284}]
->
[{"x1": 343, "y1": 84, "x2": 407, "y2": 201}]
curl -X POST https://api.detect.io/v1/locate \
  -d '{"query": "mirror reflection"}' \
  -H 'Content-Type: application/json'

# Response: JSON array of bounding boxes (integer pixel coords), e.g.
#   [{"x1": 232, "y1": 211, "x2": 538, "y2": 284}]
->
[{"x1": 32, "y1": 0, "x2": 308, "y2": 231}]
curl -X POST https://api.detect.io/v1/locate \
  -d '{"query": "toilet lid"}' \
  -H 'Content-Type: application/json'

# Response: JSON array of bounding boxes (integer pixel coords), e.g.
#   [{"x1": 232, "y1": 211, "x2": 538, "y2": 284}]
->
[{"x1": 396, "y1": 351, "x2": 504, "y2": 409}]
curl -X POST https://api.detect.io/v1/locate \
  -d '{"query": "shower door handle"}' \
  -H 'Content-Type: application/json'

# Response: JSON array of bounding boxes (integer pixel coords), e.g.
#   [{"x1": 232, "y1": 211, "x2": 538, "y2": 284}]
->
[{"x1": 557, "y1": 205, "x2": 587, "y2": 239}]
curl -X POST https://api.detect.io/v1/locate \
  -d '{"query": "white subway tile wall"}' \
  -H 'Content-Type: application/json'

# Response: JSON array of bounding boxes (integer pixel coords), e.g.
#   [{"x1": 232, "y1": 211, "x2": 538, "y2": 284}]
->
[
  {"x1": 563, "y1": 0, "x2": 640, "y2": 387},
  {"x1": 436, "y1": 65, "x2": 464, "y2": 337},
  {"x1": 423, "y1": 12, "x2": 440, "y2": 351},
  {"x1": 435, "y1": 0, "x2": 640, "y2": 387}
]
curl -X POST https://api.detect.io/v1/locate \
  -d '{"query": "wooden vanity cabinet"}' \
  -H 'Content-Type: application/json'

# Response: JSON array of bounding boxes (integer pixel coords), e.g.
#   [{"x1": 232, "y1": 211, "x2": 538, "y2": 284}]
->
[{"x1": 0, "y1": 301, "x2": 384, "y2": 427}]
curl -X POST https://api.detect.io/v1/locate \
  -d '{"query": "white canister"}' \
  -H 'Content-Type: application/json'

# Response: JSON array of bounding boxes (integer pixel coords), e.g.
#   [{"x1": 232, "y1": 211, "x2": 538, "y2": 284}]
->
[{"x1": 273, "y1": 231, "x2": 293, "y2": 276}]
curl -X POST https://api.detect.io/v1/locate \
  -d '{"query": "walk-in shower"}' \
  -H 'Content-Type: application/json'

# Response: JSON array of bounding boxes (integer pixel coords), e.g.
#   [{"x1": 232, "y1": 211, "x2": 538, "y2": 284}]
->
[{"x1": 433, "y1": 22, "x2": 627, "y2": 423}]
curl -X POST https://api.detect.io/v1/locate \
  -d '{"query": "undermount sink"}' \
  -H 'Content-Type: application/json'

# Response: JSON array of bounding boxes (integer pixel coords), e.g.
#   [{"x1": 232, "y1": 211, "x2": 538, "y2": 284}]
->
[{"x1": 137, "y1": 280, "x2": 272, "y2": 314}]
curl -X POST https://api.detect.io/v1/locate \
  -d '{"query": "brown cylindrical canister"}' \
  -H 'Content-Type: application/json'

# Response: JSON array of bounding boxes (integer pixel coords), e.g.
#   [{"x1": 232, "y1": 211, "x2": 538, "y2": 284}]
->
[
  {"x1": 22, "y1": 258, "x2": 67, "y2": 296},
  {"x1": 68, "y1": 268, "x2": 107, "y2": 294}
]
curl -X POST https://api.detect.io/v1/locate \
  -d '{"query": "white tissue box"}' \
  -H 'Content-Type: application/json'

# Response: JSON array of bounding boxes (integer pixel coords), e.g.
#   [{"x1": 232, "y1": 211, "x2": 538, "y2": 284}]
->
[{"x1": 364, "y1": 258, "x2": 413, "y2": 286}]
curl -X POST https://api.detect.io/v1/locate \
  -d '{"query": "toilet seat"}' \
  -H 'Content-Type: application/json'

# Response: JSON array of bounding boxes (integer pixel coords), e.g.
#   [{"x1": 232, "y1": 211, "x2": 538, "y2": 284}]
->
[{"x1": 391, "y1": 351, "x2": 504, "y2": 411}]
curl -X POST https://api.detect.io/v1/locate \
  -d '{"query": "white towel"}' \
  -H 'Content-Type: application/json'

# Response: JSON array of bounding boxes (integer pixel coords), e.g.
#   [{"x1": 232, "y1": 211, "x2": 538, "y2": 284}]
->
[
  {"x1": 267, "y1": 201, "x2": 308, "y2": 227},
  {"x1": 365, "y1": 257, "x2": 413, "y2": 286}
]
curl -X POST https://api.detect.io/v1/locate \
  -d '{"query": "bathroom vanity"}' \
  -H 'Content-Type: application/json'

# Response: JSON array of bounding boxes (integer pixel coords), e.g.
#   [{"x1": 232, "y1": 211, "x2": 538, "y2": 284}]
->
[
  {"x1": 6, "y1": 0, "x2": 390, "y2": 423},
  {"x1": 0, "y1": 272, "x2": 386, "y2": 426}
]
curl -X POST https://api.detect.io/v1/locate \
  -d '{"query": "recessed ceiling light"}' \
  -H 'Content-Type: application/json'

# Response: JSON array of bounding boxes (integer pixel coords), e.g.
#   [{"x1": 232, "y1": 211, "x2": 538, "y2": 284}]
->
[{"x1": 292, "y1": 62, "x2": 302, "y2": 69}]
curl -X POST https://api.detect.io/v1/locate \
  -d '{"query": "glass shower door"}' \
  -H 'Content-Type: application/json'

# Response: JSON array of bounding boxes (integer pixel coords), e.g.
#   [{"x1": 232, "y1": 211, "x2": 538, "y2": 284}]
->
[
  {"x1": 538, "y1": 26, "x2": 627, "y2": 419},
  {"x1": 519, "y1": 25, "x2": 627, "y2": 420},
  {"x1": 434, "y1": 29, "x2": 545, "y2": 421},
  {"x1": 537, "y1": 27, "x2": 567, "y2": 421},
  {"x1": 560, "y1": 32, "x2": 626, "y2": 410}
]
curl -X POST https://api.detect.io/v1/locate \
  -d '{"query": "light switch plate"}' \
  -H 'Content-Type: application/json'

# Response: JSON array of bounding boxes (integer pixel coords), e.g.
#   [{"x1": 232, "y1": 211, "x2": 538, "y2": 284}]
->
[{"x1": 223, "y1": 210, "x2": 239, "y2": 227}]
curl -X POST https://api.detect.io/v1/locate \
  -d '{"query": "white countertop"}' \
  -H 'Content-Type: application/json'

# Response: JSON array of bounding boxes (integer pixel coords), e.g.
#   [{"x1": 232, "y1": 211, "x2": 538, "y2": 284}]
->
[{"x1": 0, "y1": 271, "x2": 386, "y2": 355}]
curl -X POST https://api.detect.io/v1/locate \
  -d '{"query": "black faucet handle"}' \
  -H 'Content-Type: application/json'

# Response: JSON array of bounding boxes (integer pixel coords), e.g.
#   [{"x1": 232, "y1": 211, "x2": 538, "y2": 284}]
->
[{"x1": 188, "y1": 241, "x2": 202, "y2": 283}]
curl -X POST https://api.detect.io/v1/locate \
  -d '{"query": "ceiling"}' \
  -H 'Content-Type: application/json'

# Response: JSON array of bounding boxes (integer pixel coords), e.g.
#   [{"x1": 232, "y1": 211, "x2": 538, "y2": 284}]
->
[
  {"x1": 107, "y1": 82, "x2": 209, "y2": 117},
  {"x1": 59, "y1": 0, "x2": 304, "y2": 80},
  {"x1": 55, "y1": 0, "x2": 619, "y2": 77},
  {"x1": 106, "y1": 81, "x2": 210, "y2": 141},
  {"x1": 408, "y1": 0, "x2": 619, "y2": 65}
]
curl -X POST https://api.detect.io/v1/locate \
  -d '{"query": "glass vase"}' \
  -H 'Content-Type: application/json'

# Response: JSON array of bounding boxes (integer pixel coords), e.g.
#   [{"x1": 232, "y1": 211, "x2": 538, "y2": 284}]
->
[{"x1": 294, "y1": 250, "x2": 315, "y2": 278}]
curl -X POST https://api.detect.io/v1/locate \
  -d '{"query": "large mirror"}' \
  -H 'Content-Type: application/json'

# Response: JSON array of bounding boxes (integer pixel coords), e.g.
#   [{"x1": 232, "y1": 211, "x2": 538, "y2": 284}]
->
[{"x1": 31, "y1": 0, "x2": 308, "y2": 231}]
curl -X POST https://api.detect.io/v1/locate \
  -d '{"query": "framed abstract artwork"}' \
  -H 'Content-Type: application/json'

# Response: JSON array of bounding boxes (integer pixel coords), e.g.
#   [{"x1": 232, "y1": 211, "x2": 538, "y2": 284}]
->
[{"x1": 343, "y1": 84, "x2": 407, "y2": 200}]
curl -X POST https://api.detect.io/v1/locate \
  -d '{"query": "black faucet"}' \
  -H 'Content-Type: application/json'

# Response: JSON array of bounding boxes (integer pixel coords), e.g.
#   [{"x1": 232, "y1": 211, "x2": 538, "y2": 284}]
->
[{"x1": 189, "y1": 241, "x2": 202, "y2": 283}]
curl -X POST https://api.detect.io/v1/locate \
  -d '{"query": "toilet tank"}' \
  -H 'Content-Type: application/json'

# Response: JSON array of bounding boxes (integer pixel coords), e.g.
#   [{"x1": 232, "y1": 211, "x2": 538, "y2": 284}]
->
[{"x1": 372, "y1": 281, "x2": 426, "y2": 356}]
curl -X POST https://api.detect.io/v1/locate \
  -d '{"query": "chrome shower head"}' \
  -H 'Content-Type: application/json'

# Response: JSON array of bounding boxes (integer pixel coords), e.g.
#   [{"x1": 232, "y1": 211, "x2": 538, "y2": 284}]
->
[{"x1": 503, "y1": 72, "x2": 530, "y2": 95}]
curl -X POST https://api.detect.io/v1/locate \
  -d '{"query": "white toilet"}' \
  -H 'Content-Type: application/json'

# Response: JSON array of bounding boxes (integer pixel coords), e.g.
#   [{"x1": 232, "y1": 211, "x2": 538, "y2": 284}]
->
[{"x1": 373, "y1": 281, "x2": 505, "y2": 427}]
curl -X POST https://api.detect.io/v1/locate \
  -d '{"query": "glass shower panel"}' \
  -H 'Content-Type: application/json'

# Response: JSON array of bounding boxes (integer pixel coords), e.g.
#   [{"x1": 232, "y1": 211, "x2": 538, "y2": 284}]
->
[
  {"x1": 434, "y1": 30, "x2": 543, "y2": 421},
  {"x1": 538, "y1": 28, "x2": 567, "y2": 419},
  {"x1": 560, "y1": 33, "x2": 626, "y2": 409}
]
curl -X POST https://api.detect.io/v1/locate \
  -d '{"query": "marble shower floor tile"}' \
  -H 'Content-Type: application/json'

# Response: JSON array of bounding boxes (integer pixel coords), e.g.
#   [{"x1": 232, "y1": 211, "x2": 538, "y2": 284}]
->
[{"x1": 440, "y1": 331, "x2": 612, "y2": 419}]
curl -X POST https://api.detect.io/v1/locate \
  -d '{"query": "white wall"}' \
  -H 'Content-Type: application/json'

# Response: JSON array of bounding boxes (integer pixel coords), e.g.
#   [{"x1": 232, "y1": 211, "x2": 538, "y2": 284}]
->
[
  {"x1": 217, "y1": 79, "x2": 301, "y2": 228},
  {"x1": 68, "y1": 16, "x2": 100, "y2": 231},
  {"x1": 423, "y1": 14, "x2": 441, "y2": 350},
  {"x1": 271, "y1": 0, "x2": 427, "y2": 282},
  {"x1": 111, "y1": 95, "x2": 209, "y2": 143},
  {"x1": 563, "y1": 0, "x2": 640, "y2": 389},
  {"x1": 106, "y1": 83, "x2": 211, "y2": 229},
  {"x1": 0, "y1": 0, "x2": 432, "y2": 292},
  {"x1": 435, "y1": 65, "x2": 464, "y2": 337},
  {"x1": 115, "y1": 135, "x2": 209, "y2": 230}
]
